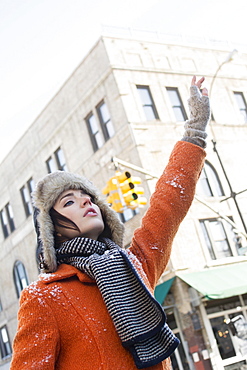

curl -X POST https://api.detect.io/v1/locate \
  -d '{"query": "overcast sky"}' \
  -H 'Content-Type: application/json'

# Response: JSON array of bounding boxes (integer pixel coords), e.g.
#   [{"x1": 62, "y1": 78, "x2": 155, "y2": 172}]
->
[{"x1": 1, "y1": 0, "x2": 247, "y2": 162}]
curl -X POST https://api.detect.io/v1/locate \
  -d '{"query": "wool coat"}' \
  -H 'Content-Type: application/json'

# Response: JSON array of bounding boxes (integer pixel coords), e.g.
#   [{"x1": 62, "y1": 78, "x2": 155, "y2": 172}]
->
[{"x1": 10, "y1": 141, "x2": 206, "y2": 370}]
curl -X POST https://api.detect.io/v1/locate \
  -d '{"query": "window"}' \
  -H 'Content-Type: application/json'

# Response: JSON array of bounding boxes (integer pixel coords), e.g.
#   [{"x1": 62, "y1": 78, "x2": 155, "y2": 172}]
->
[
  {"x1": 13, "y1": 261, "x2": 29, "y2": 298},
  {"x1": 0, "y1": 203, "x2": 15, "y2": 238},
  {"x1": 20, "y1": 178, "x2": 35, "y2": 217},
  {"x1": 96, "y1": 101, "x2": 115, "y2": 141},
  {"x1": 0, "y1": 326, "x2": 12, "y2": 359},
  {"x1": 166, "y1": 88, "x2": 188, "y2": 121},
  {"x1": 137, "y1": 86, "x2": 159, "y2": 120},
  {"x1": 46, "y1": 156, "x2": 57, "y2": 173},
  {"x1": 200, "y1": 218, "x2": 243, "y2": 260},
  {"x1": 118, "y1": 208, "x2": 139, "y2": 223},
  {"x1": 197, "y1": 161, "x2": 224, "y2": 197},
  {"x1": 46, "y1": 147, "x2": 67, "y2": 173},
  {"x1": 86, "y1": 112, "x2": 104, "y2": 152},
  {"x1": 234, "y1": 92, "x2": 247, "y2": 123}
]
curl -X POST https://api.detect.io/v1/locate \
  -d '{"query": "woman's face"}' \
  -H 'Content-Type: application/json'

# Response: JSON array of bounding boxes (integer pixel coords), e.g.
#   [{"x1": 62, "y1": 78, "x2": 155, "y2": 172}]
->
[{"x1": 53, "y1": 189, "x2": 104, "y2": 241}]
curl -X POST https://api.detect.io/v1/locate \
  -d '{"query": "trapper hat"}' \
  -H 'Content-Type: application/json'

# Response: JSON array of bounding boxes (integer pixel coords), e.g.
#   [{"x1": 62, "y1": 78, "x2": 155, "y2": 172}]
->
[{"x1": 32, "y1": 171, "x2": 125, "y2": 273}]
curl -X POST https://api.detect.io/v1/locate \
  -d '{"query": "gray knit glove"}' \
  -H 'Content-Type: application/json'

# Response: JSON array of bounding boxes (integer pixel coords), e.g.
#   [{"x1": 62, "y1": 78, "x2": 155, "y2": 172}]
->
[{"x1": 182, "y1": 85, "x2": 211, "y2": 148}]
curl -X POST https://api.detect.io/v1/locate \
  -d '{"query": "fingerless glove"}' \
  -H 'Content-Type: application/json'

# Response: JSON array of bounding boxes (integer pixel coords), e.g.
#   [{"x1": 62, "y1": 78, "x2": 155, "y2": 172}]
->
[{"x1": 182, "y1": 85, "x2": 211, "y2": 148}]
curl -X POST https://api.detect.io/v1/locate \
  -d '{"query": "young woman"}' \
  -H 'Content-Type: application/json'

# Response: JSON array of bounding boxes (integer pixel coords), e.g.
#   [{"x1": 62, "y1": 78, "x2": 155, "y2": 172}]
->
[{"x1": 10, "y1": 77, "x2": 210, "y2": 370}]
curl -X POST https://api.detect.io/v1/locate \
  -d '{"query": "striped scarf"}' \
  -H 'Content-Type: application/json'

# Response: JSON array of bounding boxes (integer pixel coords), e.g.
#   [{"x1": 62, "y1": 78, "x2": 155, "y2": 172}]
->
[{"x1": 56, "y1": 237, "x2": 179, "y2": 369}]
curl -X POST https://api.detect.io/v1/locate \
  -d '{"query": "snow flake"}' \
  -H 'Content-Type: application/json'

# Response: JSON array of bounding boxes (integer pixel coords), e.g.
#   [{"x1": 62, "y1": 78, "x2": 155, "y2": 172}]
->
[{"x1": 165, "y1": 174, "x2": 185, "y2": 195}]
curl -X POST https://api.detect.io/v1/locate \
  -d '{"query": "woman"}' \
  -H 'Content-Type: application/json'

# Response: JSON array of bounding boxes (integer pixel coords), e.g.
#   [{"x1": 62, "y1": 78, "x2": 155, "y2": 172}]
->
[{"x1": 10, "y1": 76, "x2": 210, "y2": 370}]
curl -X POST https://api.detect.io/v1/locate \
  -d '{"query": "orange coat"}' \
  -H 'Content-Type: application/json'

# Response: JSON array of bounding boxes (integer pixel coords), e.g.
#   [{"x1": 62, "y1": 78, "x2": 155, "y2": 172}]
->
[{"x1": 10, "y1": 141, "x2": 206, "y2": 370}]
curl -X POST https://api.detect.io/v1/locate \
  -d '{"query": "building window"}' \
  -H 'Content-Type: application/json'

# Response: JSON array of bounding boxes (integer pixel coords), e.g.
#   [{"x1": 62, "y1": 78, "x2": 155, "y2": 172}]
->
[
  {"x1": 118, "y1": 208, "x2": 139, "y2": 223},
  {"x1": 197, "y1": 161, "x2": 224, "y2": 197},
  {"x1": 20, "y1": 178, "x2": 35, "y2": 217},
  {"x1": 96, "y1": 101, "x2": 115, "y2": 141},
  {"x1": 200, "y1": 218, "x2": 243, "y2": 260},
  {"x1": 166, "y1": 87, "x2": 188, "y2": 121},
  {"x1": 86, "y1": 112, "x2": 104, "y2": 152},
  {"x1": 13, "y1": 261, "x2": 29, "y2": 298},
  {"x1": 0, "y1": 326, "x2": 12, "y2": 359},
  {"x1": 137, "y1": 85, "x2": 159, "y2": 120},
  {"x1": 46, "y1": 147, "x2": 67, "y2": 173},
  {"x1": 234, "y1": 92, "x2": 247, "y2": 123},
  {"x1": 0, "y1": 203, "x2": 15, "y2": 239}
]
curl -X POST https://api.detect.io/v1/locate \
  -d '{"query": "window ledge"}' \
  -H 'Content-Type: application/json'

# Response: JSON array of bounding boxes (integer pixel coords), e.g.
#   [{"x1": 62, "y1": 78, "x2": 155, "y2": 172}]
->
[{"x1": 205, "y1": 255, "x2": 247, "y2": 268}]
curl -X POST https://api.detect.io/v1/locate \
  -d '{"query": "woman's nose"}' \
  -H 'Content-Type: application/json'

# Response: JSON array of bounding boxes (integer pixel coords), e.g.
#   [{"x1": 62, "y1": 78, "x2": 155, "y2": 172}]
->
[{"x1": 80, "y1": 196, "x2": 92, "y2": 207}]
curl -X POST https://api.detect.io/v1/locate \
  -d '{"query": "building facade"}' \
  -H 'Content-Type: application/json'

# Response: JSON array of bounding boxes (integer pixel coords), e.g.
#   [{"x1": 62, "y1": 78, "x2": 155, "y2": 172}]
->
[{"x1": 0, "y1": 34, "x2": 247, "y2": 369}]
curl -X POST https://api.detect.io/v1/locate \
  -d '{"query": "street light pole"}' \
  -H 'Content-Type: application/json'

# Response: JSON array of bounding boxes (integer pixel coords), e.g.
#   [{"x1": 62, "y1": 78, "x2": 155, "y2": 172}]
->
[
  {"x1": 209, "y1": 49, "x2": 247, "y2": 235},
  {"x1": 211, "y1": 140, "x2": 247, "y2": 234}
]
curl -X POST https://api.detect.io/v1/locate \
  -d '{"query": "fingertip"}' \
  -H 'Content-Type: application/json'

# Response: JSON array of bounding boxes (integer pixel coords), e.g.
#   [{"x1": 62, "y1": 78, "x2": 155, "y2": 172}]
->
[{"x1": 191, "y1": 75, "x2": 196, "y2": 85}]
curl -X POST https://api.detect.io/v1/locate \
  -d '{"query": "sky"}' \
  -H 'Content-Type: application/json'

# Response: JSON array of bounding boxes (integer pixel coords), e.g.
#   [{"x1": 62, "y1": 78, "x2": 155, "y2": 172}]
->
[{"x1": 1, "y1": 0, "x2": 247, "y2": 162}]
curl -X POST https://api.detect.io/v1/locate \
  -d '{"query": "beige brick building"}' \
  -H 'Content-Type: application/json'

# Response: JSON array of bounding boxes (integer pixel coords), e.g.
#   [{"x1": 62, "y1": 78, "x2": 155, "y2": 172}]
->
[{"x1": 0, "y1": 33, "x2": 247, "y2": 369}]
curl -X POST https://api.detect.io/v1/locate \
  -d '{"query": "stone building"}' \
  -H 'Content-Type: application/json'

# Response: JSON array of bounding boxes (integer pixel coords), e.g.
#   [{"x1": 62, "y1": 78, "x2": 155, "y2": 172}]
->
[{"x1": 0, "y1": 32, "x2": 247, "y2": 369}]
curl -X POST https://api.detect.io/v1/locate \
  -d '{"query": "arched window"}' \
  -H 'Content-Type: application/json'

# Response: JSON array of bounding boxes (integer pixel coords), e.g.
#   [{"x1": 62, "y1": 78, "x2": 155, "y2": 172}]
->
[
  {"x1": 13, "y1": 261, "x2": 29, "y2": 298},
  {"x1": 197, "y1": 161, "x2": 224, "y2": 197},
  {"x1": 0, "y1": 325, "x2": 12, "y2": 359}
]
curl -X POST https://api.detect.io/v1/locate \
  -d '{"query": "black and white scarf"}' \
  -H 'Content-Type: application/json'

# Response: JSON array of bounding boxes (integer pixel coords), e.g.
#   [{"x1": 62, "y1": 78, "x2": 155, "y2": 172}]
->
[{"x1": 56, "y1": 237, "x2": 179, "y2": 369}]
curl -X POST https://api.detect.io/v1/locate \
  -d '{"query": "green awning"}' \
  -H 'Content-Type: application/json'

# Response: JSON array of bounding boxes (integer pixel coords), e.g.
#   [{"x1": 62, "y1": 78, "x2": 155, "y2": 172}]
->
[
  {"x1": 177, "y1": 262, "x2": 247, "y2": 300},
  {"x1": 154, "y1": 278, "x2": 175, "y2": 304}
]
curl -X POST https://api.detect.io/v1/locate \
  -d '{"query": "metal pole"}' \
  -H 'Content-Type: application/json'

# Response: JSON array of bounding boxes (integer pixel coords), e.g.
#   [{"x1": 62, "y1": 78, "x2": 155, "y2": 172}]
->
[{"x1": 212, "y1": 139, "x2": 247, "y2": 234}]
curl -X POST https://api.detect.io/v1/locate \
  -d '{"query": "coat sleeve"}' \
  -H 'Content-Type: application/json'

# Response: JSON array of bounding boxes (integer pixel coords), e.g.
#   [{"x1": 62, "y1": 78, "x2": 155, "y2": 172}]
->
[
  {"x1": 10, "y1": 288, "x2": 60, "y2": 370},
  {"x1": 130, "y1": 141, "x2": 206, "y2": 289}
]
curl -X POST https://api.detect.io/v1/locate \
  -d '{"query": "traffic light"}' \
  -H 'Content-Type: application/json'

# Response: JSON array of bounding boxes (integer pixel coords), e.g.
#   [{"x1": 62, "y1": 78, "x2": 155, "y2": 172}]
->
[
  {"x1": 102, "y1": 176, "x2": 124, "y2": 213},
  {"x1": 103, "y1": 172, "x2": 147, "y2": 213},
  {"x1": 116, "y1": 171, "x2": 147, "y2": 210}
]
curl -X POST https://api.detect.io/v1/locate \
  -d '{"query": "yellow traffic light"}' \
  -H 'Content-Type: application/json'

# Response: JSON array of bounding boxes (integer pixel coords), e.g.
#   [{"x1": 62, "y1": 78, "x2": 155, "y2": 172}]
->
[
  {"x1": 102, "y1": 172, "x2": 147, "y2": 213},
  {"x1": 116, "y1": 172, "x2": 147, "y2": 210},
  {"x1": 102, "y1": 176, "x2": 124, "y2": 213}
]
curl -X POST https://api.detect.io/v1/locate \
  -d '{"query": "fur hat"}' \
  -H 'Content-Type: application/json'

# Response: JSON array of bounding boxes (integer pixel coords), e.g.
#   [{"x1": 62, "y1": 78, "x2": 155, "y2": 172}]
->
[{"x1": 32, "y1": 171, "x2": 125, "y2": 273}]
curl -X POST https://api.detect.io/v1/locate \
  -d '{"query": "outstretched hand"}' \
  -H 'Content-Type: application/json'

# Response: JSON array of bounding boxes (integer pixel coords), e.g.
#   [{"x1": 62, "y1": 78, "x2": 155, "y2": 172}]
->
[
  {"x1": 191, "y1": 76, "x2": 208, "y2": 96},
  {"x1": 185, "y1": 75, "x2": 211, "y2": 148}
]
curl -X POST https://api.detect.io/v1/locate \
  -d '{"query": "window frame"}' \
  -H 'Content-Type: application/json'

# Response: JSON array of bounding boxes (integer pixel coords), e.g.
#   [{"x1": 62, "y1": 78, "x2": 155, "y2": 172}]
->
[
  {"x1": 13, "y1": 260, "x2": 29, "y2": 298},
  {"x1": 46, "y1": 147, "x2": 67, "y2": 173},
  {"x1": 200, "y1": 218, "x2": 243, "y2": 261},
  {"x1": 166, "y1": 87, "x2": 188, "y2": 122},
  {"x1": 136, "y1": 85, "x2": 159, "y2": 121},
  {"x1": 197, "y1": 161, "x2": 225, "y2": 198},
  {"x1": 54, "y1": 147, "x2": 67, "y2": 171},
  {"x1": 96, "y1": 101, "x2": 115, "y2": 141},
  {"x1": 86, "y1": 112, "x2": 104, "y2": 152},
  {"x1": 118, "y1": 207, "x2": 139, "y2": 223},
  {"x1": 20, "y1": 178, "x2": 35, "y2": 217},
  {"x1": 0, "y1": 203, "x2": 15, "y2": 239},
  {"x1": 0, "y1": 325, "x2": 12, "y2": 359}
]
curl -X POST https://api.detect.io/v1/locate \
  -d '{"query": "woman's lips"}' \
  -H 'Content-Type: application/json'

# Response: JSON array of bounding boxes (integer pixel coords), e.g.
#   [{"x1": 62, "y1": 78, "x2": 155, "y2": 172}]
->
[{"x1": 84, "y1": 208, "x2": 97, "y2": 217}]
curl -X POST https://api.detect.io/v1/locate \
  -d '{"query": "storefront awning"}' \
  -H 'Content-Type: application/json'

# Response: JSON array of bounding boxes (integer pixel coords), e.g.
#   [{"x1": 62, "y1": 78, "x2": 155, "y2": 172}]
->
[
  {"x1": 154, "y1": 277, "x2": 175, "y2": 305},
  {"x1": 177, "y1": 261, "x2": 247, "y2": 300}
]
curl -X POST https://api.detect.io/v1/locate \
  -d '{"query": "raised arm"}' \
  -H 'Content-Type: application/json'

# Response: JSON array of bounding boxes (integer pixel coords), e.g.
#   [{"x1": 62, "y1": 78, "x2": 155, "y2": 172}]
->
[{"x1": 130, "y1": 77, "x2": 210, "y2": 288}]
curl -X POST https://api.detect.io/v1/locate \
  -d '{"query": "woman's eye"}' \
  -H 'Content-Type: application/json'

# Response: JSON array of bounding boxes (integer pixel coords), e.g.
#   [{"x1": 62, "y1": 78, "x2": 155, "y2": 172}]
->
[{"x1": 64, "y1": 200, "x2": 74, "y2": 207}]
